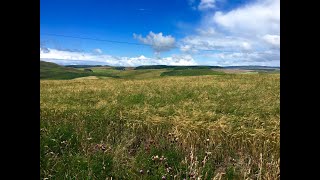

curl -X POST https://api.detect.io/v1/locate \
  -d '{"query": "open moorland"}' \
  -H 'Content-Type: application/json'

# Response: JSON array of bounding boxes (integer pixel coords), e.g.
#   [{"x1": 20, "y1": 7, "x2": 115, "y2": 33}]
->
[{"x1": 40, "y1": 61, "x2": 280, "y2": 179}]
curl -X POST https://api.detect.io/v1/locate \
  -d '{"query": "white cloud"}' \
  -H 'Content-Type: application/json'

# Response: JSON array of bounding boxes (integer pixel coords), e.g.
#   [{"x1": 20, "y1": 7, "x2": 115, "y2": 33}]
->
[
  {"x1": 241, "y1": 42, "x2": 252, "y2": 51},
  {"x1": 198, "y1": 0, "x2": 216, "y2": 10},
  {"x1": 212, "y1": 0, "x2": 279, "y2": 36},
  {"x1": 180, "y1": 35, "x2": 255, "y2": 52},
  {"x1": 262, "y1": 34, "x2": 280, "y2": 48},
  {"x1": 93, "y1": 48, "x2": 102, "y2": 54},
  {"x1": 179, "y1": 0, "x2": 279, "y2": 66},
  {"x1": 198, "y1": 50, "x2": 280, "y2": 66},
  {"x1": 133, "y1": 31, "x2": 176, "y2": 53},
  {"x1": 40, "y1": 48, "x2": 197, "y2": 66},
  {"x1": 40, "y1": 47, "x2": 50, "y2": 53},
  {"x1": 162, "y1": 54, "x2": 197, "y2": 65},
  {"x1": 180, "y1": 44, "x2": 199, "y2": 53}
]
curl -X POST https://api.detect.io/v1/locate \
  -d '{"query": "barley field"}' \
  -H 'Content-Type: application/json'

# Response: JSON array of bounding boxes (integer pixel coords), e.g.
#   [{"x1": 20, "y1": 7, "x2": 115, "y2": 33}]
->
[{"x1": 40, "y1": 74, "x2": 280, "y2": 179}]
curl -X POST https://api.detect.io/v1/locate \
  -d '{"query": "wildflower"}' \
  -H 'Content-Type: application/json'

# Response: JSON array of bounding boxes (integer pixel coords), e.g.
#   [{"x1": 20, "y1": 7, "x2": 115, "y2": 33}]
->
[
  {"x1": 162, "y1": 175, "x2": 166, "y2": 180},
  {"x1": 139, "y1": 169, "x2": 144, "y2": 174}
]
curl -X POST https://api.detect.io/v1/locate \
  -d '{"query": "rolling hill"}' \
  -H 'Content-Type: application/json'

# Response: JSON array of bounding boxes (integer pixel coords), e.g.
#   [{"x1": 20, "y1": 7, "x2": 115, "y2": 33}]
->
[
  {"x1": 40, "y1": 61, "x2": 93, "y2": 80},
  {"x1": 40, "y1": 61, "x2": 279, "y2": 80}
]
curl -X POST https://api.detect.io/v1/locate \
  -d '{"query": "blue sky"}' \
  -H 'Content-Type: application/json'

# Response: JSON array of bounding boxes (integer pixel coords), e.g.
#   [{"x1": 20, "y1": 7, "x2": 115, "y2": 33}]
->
[{"x1": 40, "y1": 0, "x2": 280, "y2": 66}]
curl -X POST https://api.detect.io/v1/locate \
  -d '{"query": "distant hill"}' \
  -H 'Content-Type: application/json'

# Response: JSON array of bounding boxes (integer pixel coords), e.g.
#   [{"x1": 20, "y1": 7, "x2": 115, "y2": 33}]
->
[
  {"x1": 41, "y1": 61, "x2": 279, "y2": 80},
  {"x1": 223, "y1": 66, "x2": 280, "y2": 70},
  {"x1": 40, "y1": 61, "x2": 93, "y2": 80},
  {"x1": 160, "y1": 69, "x2": 225, "y2": 77},
  {"x1": 65, "y1": 65, "x2": 107, "y2": 68},
  {"x1": 134, "y1": 65, "x2": 223, "y2": 70}
]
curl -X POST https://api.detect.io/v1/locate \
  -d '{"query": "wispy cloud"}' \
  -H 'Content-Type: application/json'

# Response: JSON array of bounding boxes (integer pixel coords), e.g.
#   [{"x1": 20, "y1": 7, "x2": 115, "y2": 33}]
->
[
  {"x1": 93, "y1": 48, "x2": 103, "y2": 54},
  {"x1": 198, "y1": 0, "x2": 216, "y2": 10}
]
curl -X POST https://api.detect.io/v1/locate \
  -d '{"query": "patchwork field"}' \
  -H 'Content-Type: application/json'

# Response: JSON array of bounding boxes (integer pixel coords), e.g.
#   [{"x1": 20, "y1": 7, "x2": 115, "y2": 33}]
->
[{"x1": 40, "y1": 73, "x2": 280, "y2": 179}]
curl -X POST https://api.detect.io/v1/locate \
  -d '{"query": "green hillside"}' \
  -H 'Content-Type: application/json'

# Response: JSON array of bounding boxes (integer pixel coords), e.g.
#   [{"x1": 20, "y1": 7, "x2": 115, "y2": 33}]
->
[
  {"x1": 160, "y1": 69, "x2": 225, "y2": 76},
  {"x1": 40, "y1": 61, "x2": 94, "y2": 80},
  {"x1": 40, "y1": 61, "x2": 279, "y2": 80}
]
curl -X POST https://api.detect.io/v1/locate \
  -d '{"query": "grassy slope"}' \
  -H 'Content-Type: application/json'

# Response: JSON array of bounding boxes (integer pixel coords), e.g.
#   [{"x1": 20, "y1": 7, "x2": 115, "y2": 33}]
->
[
  {"x1": 40, "y1": 74, "x2": 280, "y2": 179},
  {"x1": 40, "y1": 61, "x2": 120, "y2": 80},
  {"x1": 41, "y1": 61, "x2": 279, "y2": 80},
  {"x1": 40, "y1": 61, "x2": 93, "y2": 80},
  {"x1": 87, "y1": 68, "x2": 226, "y2": 79},
  {"x1": 90, "y1": 68, "x2": 168, "y2": 79},
  {"x1": 160, "y1": 69, "x2": 225, "y2": 76}
]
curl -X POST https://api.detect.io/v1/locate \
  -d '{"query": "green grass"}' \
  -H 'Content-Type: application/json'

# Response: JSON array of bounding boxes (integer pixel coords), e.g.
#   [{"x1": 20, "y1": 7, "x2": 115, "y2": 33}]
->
[
  {"x1": 41, "y1": 61, "x2": 279, "y2": 80},
  {"x1": 160, "y1": 69, "x2": 226, "y2": 76},
  {"x1": 134, "y1": 65, "x2": 222, "y2": 70},
  {"x1": 40, "y1": 61, "x2": 94, "y2": 80},
  {"x1": 40, "y1": 61, "x2": 119, "y2": 80},
  {"x1": 40, "y1": 74, "x2": 280, "y2": 179},
  {"x1": 83, "y1": 68, "x2": 168, "y2": 79}
]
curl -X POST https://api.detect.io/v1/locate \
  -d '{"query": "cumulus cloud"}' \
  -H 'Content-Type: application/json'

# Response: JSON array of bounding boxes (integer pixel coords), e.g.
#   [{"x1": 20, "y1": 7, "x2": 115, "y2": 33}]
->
[
  {"x1": 133, "y1": 31, "x2": 176, "y2": 53},
  {"x1": 198, "y1": 0, "x2": 216, "y2": 10},
  {"x1": 179, "y1": 0, "x2": 279, "y2": 66},
  {"x1": 212, "y1": 0, "x2": 279, "y2": 36},
  {"x1": 40, "y1": 48, "x2": 196, "y2": 66}
]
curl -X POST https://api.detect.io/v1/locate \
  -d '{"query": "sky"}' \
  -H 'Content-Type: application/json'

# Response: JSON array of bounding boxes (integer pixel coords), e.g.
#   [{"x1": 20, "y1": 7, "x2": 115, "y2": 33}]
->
[{"x1": 40, "y1": 0, "x2": 280, "y2": 67}]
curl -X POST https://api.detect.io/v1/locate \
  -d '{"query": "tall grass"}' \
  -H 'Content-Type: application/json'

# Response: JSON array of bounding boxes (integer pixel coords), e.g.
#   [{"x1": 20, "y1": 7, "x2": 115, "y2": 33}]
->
[{"x1": 40, "y1": 74, "x2": 280, "y2": 179}]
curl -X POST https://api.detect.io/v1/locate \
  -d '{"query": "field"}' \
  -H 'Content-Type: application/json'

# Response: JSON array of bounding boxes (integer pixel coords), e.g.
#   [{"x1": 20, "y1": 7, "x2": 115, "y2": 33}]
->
[
  {"x1": 40, "y1": 61, "x2": 279, "y2": 80},
  {"x1": 40, "y1": 70, "x2": 280, "y2": 179},
  {"x1": 40, "y1": 61, "x2": 93, "y2": 80}
]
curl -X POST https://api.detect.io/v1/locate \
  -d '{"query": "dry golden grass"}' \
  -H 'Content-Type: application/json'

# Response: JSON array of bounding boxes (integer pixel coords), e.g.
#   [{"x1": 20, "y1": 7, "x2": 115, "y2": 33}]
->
[{"x1": 40, "y1": 74, "x2": 279, "y2": 179}]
